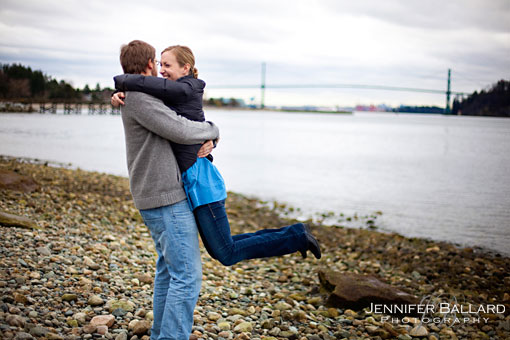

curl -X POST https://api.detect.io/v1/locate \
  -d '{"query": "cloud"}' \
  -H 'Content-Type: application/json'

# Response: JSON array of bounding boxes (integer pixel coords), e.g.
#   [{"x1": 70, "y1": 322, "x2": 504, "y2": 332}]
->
[{"x1": 321, "y1": 0, "x2": 510, "y2": 33}]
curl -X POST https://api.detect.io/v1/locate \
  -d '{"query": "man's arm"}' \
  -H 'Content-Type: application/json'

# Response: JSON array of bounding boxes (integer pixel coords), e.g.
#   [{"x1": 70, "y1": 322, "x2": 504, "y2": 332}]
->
[{"x1": 126, "y1": 92, "x2": 218, "y2": 145}]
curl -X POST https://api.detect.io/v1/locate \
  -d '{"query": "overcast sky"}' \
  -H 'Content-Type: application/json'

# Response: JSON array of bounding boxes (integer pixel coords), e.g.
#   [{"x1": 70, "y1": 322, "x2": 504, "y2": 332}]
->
[{"x1": 1, "y1": 0, "x2": 509, "y2": 107}]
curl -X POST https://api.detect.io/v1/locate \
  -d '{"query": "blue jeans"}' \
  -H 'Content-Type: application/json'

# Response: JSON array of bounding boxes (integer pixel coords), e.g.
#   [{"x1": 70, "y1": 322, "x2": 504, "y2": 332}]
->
[
  {"x1": 194, "y1": 200, "x2": 308, "y2": 266},
  {"x1": 139, "y1": 200, "x2": 202, "y2": 340}
]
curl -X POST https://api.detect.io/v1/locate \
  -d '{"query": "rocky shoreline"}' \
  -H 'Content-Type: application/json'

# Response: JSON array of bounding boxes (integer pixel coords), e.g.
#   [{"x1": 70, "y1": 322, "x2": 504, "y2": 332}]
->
[{"x1": 1, "y1": 156, "x2": 509, "y2": 340}]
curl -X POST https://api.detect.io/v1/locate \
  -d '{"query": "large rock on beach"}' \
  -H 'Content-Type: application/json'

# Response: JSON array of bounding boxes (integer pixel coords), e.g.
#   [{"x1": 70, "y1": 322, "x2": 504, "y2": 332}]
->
[
  {"x1": 6, "y1": 314, "x2": 26, "y2": 327},
  {"x1": 135, "y1": 273, "x2": 153, "y2": 284},
  {"x1": 90, "y1": 315, "x2": 115, "y2": 327},
  {"x1": 88, "y1": 294, "x2": 104, "y2": 306},
  {"x1": 0, "y1": 169, "x2": 39, "y2": 192},
  {"x1": 132, "y1": 320, "x2": 151, "y2": 336},
  {"x1": 233, "y1": 321, "x2": 253, "y2": 332},
  {"x1": 318, "y1": 270, "x2": 418, "y2": 313},
  {"x1": 410, "y1": 325, "x2": 429, "y2": 337},
  {"x1": 29, "y1": 326, "x2": 49, "y2": 338},
  {"x1": 0, "y1": 211, "x2": 38, "y2": 229},
  {"x1": 106, "y1": 299, "x2": 136, "y2": 313},
  {"x1": 13, "y1": 332, "x2": 34, "y2": 340}
]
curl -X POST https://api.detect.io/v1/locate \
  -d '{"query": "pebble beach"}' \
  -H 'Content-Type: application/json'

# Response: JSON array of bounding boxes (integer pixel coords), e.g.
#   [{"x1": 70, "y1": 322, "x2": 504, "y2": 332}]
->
[{"x1": 0, "y1": 156, "x2": 509, "y2": 340}]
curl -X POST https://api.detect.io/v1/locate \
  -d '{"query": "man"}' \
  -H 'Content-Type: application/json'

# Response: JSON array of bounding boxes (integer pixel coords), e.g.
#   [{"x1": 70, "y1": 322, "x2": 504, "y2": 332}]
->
[{"x1": 117, "y1": 40, "x2": 219, "y2": 340}]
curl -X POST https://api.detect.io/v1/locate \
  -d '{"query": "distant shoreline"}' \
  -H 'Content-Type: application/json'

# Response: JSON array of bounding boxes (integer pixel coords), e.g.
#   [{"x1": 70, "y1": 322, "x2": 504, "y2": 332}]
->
[{"x1": 3, "y1": 107, "x2": 510, "y2": 118}]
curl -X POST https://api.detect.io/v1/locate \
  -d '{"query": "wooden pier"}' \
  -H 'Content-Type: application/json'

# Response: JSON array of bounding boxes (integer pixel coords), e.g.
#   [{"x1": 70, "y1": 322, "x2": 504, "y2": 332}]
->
[
  {"x1": 38, "y1": 102, "x2": 120, "y2": 115},
  {"x1": 0, "y1": 101, "x2": 120, "y2": 115}
]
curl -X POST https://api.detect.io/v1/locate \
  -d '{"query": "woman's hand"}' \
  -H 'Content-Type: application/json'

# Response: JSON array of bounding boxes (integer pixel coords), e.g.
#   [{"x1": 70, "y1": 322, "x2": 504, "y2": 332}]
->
[
  {"x1": 197, "y1": 140, "x2": 214, "y2": 158},
  {"x1": 111, "y1": 92, "x2": 125, "y2": 107}
]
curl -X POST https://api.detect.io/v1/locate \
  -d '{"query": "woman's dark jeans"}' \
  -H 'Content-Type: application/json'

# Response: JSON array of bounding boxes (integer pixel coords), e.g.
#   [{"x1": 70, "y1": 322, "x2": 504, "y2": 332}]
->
[{"x1": 194, "y1": 200, "x2": 308, "y2": 266}]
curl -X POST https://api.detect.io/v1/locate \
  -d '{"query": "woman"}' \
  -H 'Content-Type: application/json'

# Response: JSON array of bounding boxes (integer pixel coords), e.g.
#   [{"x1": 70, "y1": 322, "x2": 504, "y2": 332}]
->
[{"x1": 112, "y1": 45, "x2": 321, "y2": 265}]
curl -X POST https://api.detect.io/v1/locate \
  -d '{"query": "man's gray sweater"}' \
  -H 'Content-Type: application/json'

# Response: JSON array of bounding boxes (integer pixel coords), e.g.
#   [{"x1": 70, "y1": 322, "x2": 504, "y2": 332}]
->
[{"x1": 120, "y1": 91, "x2": 219, "y2": 210}]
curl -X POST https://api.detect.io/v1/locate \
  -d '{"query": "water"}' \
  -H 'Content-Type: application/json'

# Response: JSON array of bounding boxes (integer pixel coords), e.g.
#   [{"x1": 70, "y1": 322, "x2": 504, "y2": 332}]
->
[{"x1": 1, "y1": 111, "x2": 509, "y2": 255}]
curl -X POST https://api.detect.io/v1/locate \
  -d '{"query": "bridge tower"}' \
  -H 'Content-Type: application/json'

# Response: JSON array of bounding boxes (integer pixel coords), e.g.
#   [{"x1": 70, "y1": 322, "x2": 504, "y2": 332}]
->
[
  {"x1": 445, "y1": 69, "x2": 451, "y2": 114},
  {"x1": 261, "y1": 62, "x2": 266, "y2": 109}
]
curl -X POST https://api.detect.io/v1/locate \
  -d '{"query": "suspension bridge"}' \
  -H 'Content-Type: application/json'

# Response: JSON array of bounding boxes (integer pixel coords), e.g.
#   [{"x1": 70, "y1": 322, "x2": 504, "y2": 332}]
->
[
  {"x1": 208, "y1": 65, "x2": 469, "y2": 113},
  {"x1": 1, "y1": 66, "x2": 471, "y2": 115}
]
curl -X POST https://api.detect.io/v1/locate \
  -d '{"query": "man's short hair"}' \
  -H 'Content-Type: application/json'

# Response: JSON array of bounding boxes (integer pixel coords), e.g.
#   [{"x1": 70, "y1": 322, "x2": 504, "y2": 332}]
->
[{"x1": 119, "y1": 40, "x2": 156, "y2": 74}]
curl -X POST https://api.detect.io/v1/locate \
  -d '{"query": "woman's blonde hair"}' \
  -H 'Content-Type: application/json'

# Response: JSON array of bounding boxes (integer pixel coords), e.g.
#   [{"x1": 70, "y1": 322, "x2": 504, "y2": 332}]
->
[{"x1": 162, "y1": 45, "x2": 198, "y2": 78}]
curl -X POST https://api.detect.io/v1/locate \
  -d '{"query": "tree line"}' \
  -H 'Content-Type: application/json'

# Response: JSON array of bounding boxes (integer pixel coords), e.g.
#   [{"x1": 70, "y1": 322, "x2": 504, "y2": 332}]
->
[
  {"x1": 0, "y1": 63, "x2": 112, "y2": 102},
  {"x1": 392, "y1": 106, "x2": 444, "y2": 114},
  {"x1": 452, "y1": 79, "x2": 510, "y2": 117},
  {"x1": 1, "y1": 63, "x2": 509, "y2": 116}
]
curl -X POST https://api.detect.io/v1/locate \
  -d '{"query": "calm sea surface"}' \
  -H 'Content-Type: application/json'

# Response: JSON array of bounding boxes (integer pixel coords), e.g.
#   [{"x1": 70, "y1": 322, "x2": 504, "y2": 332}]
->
[{"x1": 1, "y1": 111, "x2": 509, "y2": 255}]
